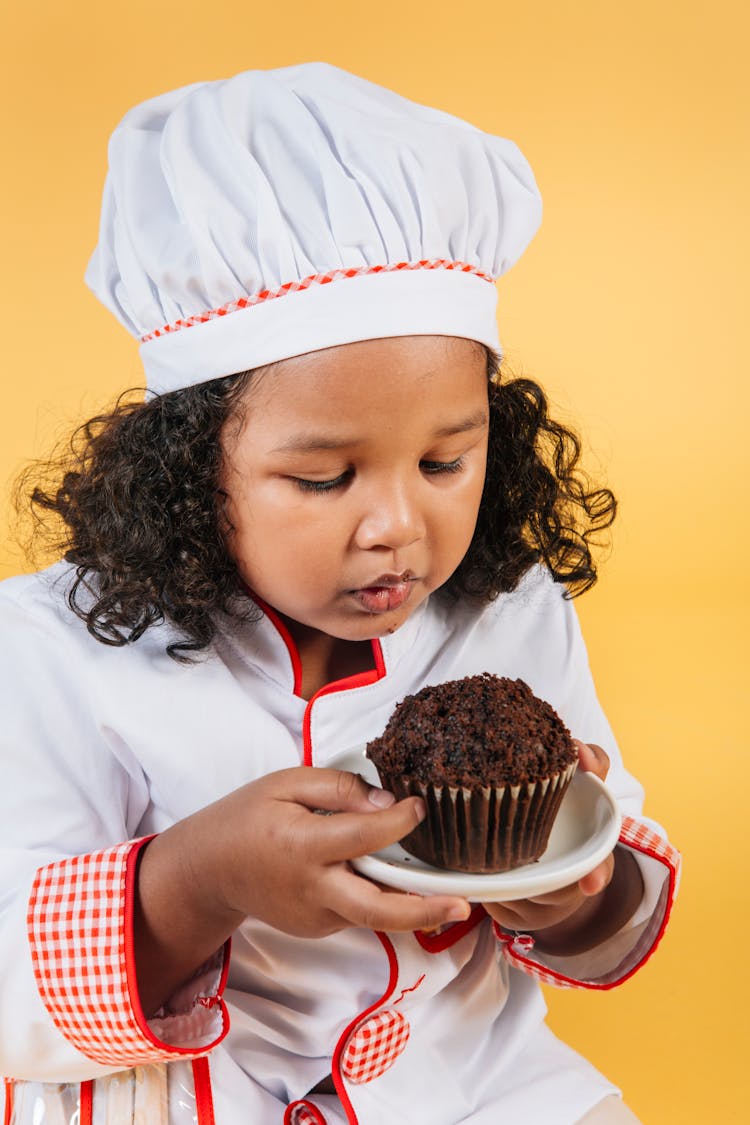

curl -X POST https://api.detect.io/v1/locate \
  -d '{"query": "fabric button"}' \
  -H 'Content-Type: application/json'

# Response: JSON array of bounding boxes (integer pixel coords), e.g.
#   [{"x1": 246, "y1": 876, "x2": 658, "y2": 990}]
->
[
  {"x1": 287, "y1": 1099, "x2": 327, "y2": 1125},
  {"x1": 340, "y1": 1008, "x2": 410, "y2": 1084}
]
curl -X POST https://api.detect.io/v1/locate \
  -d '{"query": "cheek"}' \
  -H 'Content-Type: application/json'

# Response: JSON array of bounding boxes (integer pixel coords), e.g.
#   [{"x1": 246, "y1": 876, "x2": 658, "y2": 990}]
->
[
  {"x1": 450, "y1": 463, "x2": 487, "y2": 532},
  {"x1": 428, "y1": 497, "x2": 480, "y2": 575},
  {"x1": 228, "y1": 491, "x2": 342, "y2": 574}
]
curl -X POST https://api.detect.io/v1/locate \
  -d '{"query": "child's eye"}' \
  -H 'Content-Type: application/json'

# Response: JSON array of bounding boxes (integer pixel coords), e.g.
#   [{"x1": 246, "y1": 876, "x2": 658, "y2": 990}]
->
[
  {"x1": 292, "y1": 471, "x2": 351, "y2": 493},
  {"x1": 420, "y1": 457, "x2": 464, "y2": 475}
]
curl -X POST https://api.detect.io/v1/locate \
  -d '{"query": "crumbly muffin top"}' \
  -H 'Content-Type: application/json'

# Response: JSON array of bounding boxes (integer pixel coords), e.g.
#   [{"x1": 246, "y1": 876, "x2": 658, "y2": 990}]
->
[{"x1": 366, "y1": 673, "x2": 577, "y2": 787}]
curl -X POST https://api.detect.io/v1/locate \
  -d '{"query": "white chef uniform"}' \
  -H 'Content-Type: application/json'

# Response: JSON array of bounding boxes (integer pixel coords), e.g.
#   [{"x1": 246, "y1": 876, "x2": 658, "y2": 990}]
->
[{"x1": 0, "y1": 562, "x2": 679, "y2": 1124}]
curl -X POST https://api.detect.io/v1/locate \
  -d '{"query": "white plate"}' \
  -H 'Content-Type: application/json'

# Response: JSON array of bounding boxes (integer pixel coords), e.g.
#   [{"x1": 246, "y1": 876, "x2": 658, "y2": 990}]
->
[{"x1": 327, "y1": 747, "x2": 621, "y2": 902}]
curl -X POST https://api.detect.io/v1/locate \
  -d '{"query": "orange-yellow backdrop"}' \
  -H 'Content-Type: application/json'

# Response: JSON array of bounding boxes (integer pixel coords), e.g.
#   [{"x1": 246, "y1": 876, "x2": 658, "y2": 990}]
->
[{"x1": 1, "y1": 3, "x2": 746, "y2": 1121}]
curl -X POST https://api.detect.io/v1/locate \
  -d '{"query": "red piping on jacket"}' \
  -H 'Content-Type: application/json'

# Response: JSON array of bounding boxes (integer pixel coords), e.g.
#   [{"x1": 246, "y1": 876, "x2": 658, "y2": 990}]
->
[
  {"x1": 260, "y1": 600, "x2": 394, "y2": 1124},
  {"x1": 414, "y1": 904, "x2": 486, "y2": 953},
  {"x1": 251, "y1": 591, "x2": 387, "y2": 763},
  {"x1": 3, "y1": 1080, "x2": 13, "y2": 1125},
  {"x1": 193, "y1": 1057, "x2": 217, "y2": 1125},
  {"x1": 79, "y1": 1080, "x2": 94, "y2": 1125},
  {"x1": 253, "y1": 598, "x2": 304, "y2": 697},
  {"x1": 302, "y1": 642, "x2": 386, "y2": 765},
  {"x1": 331, "y1": 931, "x2": 400, "y2": 1125},
  {"x1": 123, "y1": 840, "x2": 231, "y2": 1055}
]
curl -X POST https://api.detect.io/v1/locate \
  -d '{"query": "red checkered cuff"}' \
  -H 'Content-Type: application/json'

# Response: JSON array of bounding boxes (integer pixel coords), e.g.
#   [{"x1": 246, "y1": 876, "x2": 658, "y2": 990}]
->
[
  {"x1": 27, "y1": 838, "x2": 230, "y2": 1065},
  {"x1": 494, "y1": 816, "x2": 681, "y2": 990}
]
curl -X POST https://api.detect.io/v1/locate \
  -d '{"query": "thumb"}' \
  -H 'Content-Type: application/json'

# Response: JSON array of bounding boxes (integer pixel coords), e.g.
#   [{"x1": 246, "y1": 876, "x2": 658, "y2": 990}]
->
[
  {"x1": 575, "y1": 740, "x2": 610, "y2": 782},
  {"x1": 578, "y1": 854, "x2": 614, "y2": 897},
  {"x1": 266, "y1": 765, "x2": 396, "y2": 814}
]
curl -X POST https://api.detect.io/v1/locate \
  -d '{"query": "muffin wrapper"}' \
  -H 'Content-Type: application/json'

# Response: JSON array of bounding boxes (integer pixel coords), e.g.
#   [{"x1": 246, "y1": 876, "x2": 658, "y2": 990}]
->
[{"x1": 378, "y1": 761, "x2": 577, "y2": 873}]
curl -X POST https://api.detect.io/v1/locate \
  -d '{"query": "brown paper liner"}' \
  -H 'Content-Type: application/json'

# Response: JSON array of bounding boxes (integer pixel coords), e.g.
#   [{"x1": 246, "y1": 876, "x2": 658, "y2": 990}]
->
[{"x1": 379, "y1": 762, "x2": 577, "y2": 873}]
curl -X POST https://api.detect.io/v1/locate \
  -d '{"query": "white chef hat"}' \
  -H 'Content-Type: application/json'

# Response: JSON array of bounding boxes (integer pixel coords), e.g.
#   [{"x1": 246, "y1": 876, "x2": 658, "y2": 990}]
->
[{"x1": 86, "y1": 62, "x2": 542, "y2": 395}]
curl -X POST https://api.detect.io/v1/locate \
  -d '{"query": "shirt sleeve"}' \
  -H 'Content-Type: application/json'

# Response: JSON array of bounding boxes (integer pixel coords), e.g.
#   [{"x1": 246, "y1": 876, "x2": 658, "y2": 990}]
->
[
  {"x1": 494, "y1": 816, "x2": 681, "y2": 989},
  {"x1": 0, "y1": 580, "x2": 229, "y2": 1081},
  {"x1": 491, "y1": 576, "x2": 681, "y2": 989}
]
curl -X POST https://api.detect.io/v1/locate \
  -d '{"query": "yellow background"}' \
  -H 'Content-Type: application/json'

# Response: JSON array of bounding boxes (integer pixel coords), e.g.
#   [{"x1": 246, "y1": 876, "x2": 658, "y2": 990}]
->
[{"x1": 1, "y1": 2, "x2": 746, "y2": 1120}]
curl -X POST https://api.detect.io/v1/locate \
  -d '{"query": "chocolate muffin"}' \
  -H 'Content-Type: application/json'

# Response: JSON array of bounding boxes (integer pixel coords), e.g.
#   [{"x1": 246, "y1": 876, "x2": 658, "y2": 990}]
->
[{"x1": 366, "y1": 674, "x2": 578, "y2": 873}]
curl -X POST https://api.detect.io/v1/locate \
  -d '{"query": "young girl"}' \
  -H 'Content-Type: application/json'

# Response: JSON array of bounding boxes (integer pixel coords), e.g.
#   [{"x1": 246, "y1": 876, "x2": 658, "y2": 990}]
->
[{"x1": 0, "y1": 64, "x2": 679, "y2": 1125}]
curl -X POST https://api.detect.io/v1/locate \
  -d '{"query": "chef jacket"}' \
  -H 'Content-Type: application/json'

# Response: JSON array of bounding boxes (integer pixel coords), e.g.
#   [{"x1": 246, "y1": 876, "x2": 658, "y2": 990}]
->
[{"x1": 0, "y1": 563, "x2": 680, "y2": 1124}]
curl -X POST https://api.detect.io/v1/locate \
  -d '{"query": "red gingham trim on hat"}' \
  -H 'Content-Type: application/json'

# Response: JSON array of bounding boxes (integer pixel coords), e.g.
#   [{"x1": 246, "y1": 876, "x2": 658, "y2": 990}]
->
[
  {"x1": 27, "y1": 839, "x2": 228, "y2": 1065},
  {"x1": 493, "y1": 816, "x2": 681, "y2": 991},
  {"x1": 141, "y1": 259, "x2": 495, "y2": 343},
  {"x1": 340, "y1": 1008, "x2": 410, "y2": 1084},
  {"x1": 285, "y1": 1100, "x2": 329, "y2": 1125}
]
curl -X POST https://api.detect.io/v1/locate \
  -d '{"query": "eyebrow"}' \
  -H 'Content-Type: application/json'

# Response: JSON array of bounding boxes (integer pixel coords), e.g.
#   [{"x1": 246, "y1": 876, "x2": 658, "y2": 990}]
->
[{"x1": 270, "y1": 409, "x2": 489, "y2": 455}]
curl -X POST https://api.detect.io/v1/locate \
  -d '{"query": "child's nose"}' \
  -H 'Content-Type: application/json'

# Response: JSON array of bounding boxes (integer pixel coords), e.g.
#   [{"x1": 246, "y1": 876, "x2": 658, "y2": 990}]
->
[{"x1": 354, "y1": 482, "x2": 426, "y2": 551}]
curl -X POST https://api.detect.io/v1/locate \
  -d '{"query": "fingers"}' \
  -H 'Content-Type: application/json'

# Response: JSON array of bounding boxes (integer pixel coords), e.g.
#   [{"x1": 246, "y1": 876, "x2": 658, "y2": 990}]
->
[
  {"x1": 577, "y1": 853, "x2": 615, "y2": 896},
  {"x1": 310, "y1": 794, "x2": 429, "y2": 863},
  {"x1": 252, "y1": 766, "x2": 430, "y2": 867},
  {"x1": 526, "y1": 853, "x2": 614, "y2": 904},
  {"x1": 266, "y1": 766, "x2": 396, "y2": 814},
  {"x1": 326, "y1": 868, "x2": 470, "y2": 932},
  {"x1": 485, "y1": 853, "x2": 615, "y2": 930},
  {"x1": 525, "y1": 853, "x2": 614, "y2": 903},
  {"x1": 575, "y1": 740, "x2": 610, "y2": 781}
]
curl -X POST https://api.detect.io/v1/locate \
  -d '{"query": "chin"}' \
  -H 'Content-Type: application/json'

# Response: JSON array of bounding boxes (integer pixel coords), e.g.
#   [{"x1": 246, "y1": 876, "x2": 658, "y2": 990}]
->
[{"x1": 355, "y1": 605, "x2": 418, "y2": 640}]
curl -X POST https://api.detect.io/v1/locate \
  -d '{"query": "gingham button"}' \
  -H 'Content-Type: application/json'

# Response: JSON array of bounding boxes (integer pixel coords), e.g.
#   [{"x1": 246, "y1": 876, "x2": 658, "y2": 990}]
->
[
  {"x1": 288, "y1": 1101, "x2": 327, "y2": 1125},
  {"x1": 340, "y1": 1008, "x2": 410, "y2": 1084}
]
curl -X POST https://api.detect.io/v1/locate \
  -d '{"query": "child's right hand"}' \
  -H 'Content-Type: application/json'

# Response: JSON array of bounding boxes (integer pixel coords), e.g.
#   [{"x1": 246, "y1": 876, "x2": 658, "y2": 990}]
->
[
  {"x1": 135, "y1": 767, "x2": 471, "y2": 1014},
  {"x1": 194, "y1": 766, "x2": 471, "y2": 936}
]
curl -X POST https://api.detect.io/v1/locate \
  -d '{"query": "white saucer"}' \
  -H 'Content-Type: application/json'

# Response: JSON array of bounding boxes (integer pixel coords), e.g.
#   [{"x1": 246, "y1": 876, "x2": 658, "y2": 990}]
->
[{"x1": 327, "y1": 747, "x2": 621, "y2": 902}]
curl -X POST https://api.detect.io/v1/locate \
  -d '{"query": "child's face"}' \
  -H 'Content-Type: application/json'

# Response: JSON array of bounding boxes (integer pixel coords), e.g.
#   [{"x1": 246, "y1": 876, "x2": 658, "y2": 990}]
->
[{"x1": 221, "y1": 335, "x2": 489, "y2": 642}]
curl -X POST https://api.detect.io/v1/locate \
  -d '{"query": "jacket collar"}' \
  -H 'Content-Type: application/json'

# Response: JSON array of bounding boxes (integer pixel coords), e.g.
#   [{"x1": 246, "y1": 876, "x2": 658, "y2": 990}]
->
[{"x1": 219, "y1": 594, "x2": 430, "y2": 695}]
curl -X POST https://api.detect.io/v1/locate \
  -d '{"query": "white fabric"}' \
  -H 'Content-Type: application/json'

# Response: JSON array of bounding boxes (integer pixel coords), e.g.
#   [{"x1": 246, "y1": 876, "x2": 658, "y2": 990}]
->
[
  {"x1": 138, "y1": 268, "x2": 498, "y2": 397},
  {"x1": 85, "y1": 62, "x2": 542, "y2": 392},
  {"x1": 0, "y1": 564, "x2": 668, "y2": 1122},
  {"x1": 577, "y1": 1096, "x2": 643, "y2": 1124}
]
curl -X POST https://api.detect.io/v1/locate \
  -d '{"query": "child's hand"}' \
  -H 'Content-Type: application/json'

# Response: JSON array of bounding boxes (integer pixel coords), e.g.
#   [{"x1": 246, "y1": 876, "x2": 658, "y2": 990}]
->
[
  {"x1": 136, "y1": 767, "x2": 471, "y2": 1014},
  {"x1": 483, "y1": 742, "x2": 642, "y2": 954},
  {"x1": 200, "y1": 766, "x2": 472, "y2": 937}
]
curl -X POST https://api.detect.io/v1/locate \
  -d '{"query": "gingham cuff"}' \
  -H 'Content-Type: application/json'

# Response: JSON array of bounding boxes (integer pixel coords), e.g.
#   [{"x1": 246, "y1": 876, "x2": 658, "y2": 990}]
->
[
  {"x1": 27, "y1": 838, "x2": 230, "y2": 1065},
  {"x1": 494, "y1": 816, "x2": 681, "y2": 990}
]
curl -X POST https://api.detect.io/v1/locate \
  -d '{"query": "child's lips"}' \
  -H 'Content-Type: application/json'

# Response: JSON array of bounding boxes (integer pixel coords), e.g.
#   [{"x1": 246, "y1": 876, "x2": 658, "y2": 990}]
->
[
  {"x1": 352, "y1": 580, "x2": 414, "y2": 614},
  {"x1": 354, "y1": 585, "x2": 411, "y2": 613}
]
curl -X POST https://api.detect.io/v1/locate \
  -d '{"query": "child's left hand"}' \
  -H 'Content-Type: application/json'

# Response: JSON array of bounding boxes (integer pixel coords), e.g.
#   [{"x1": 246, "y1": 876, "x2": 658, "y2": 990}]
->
[{"x1": 483, "y1": 741, "x2": 643, "y2": 955}]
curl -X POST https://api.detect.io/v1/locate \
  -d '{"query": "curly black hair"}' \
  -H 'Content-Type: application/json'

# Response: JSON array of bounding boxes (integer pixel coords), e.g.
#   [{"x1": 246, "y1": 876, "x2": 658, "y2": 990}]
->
[{"x1": 16, "y1": 349, "x2": 616, "y2": 660}]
